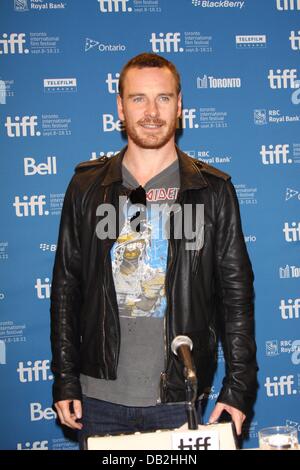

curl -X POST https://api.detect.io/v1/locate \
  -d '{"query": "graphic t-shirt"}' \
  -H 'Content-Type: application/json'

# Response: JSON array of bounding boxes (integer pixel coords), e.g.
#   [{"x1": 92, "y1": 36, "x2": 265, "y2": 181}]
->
[{"x1": 80, "y1": 159, "x2": 180, "y2": 406}]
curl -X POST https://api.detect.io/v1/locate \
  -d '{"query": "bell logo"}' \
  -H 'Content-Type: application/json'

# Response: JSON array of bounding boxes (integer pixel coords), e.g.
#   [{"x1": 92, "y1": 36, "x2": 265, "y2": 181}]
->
[
  {"x1": 97, "y1": 0, "x2": 132, "y2": 12},
  {"x1": 268, "y1": 69, "x2": 299, "y2": 89},
  {"x1": 17, "y1": 360, "x2": 53, "y2": 383},
  {"x1": 264, "y1": 375, "x2": 296, "y2": 396},
  {"x1": 24, "y1": 157, "x2": 57, "y2": 176},
  {"x1": 260, "y1": 144, "x2": 291, "y2": 165},
  {"x1": 13, "y1": 195, "x2": 48, "y2": 217},
  {"x1": 0, "y1": 33, "x2": 29, "y2": 55},
  {"x1": 276, "y1": 0, "x2": 300, "y2": 10},
  {"x1": 17, "y1": 441, "x2": 48, "y2": 450},
  {"x1": 150, "y1": 33, "x2": 183, "y2": 53},
  {"x1": 5, "y1": 116, "x2": 40, "y2": 137},
  {"x1": 30, "y1": 403, "x2": 57, "y2": 422},
  {"x1": 102, "y1": 114, "x2": 125, "y2": 132}
]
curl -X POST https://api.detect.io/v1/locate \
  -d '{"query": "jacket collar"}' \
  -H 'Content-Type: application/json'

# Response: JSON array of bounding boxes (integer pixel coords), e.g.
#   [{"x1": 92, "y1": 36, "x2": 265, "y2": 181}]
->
[{"x1": 101, "y1": 145, "x2": 208, "y2": 191}]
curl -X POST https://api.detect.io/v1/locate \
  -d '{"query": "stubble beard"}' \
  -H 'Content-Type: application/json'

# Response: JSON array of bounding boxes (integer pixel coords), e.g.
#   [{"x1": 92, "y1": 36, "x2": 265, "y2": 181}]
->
[{"x1": 124, "y1": 117, "x2": 178, "y2": 150}]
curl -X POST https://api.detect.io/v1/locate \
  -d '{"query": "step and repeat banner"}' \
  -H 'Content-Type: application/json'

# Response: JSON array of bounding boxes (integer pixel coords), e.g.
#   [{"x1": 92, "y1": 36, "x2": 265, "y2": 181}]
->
[{"x1": 1, "y1": 0, "x2": 300, "y2": 450}]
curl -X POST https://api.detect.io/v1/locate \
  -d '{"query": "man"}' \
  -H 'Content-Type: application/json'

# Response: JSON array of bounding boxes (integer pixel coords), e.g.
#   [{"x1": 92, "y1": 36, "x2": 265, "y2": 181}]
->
[{"x1": 50, "y1": 53, "x2": 257, "y2": 448}]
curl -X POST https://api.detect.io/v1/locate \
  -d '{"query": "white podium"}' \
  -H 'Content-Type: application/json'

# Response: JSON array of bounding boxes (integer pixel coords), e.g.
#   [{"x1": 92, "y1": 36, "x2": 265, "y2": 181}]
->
[{"x1": 87, "y1": 422, "x2": 238, "y2": 450}]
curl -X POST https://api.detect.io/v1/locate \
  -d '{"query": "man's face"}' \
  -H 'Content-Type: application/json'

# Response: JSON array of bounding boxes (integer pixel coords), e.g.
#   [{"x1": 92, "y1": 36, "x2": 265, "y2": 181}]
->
[{"x1": 117, "y1": 67, "x2": 182, "y2": 149}]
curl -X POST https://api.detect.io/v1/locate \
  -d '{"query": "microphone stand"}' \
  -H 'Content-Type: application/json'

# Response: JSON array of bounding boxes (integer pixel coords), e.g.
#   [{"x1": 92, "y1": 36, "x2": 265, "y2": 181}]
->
[{"x1": 184, "y1": 371, "x2": 198, "y2": 430}]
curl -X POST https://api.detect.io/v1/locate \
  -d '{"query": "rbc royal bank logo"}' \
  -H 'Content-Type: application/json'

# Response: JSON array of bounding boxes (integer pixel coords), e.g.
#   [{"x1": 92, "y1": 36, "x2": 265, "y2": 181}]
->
[
  {"x1": 276, "y1": 0, "x2": 300, "y2": 10},
  {"x1": 14, "y1": 0, "x2": 29, "y2": 11},
  {"x1": 150, "y1": 33, "x2": 184, "y2": 53},
  {"x1": 97, "y1": 0, "x2": 132, "y2": 12},
  {"x1": 5, "y1": 116, "x2": 40, "y2": 137},
  {"x1": 0, "y1": 33, "x2": 29, "y2": 54}
]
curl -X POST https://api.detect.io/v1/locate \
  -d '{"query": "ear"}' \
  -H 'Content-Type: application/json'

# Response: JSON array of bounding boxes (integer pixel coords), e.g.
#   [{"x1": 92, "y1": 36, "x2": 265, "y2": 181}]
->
[
  {"x1": 177, "y1": 92, "x2": 182, "y2": 118},
  {"x1": 117, "y1": 95, "x2": 125, "y2": 121}
]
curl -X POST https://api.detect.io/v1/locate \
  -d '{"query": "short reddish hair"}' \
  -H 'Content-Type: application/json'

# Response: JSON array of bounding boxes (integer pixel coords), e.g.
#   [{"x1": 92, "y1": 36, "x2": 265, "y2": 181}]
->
[{"x1": 118, "y1": 52, "x2": 181, "y2": 98}]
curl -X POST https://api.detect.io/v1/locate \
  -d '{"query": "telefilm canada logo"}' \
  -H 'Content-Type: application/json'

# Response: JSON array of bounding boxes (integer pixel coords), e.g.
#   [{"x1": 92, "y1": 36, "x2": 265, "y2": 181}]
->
[
  {"x1": 44, "y1": 78, "x2": 77, "y2": 93},
  {"x1": 236, "y1": 35, "x2": 266, "y2": 48}
]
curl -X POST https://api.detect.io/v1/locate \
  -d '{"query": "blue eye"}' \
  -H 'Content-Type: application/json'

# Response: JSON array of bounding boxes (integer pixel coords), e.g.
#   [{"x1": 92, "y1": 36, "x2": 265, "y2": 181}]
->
[
  {"x1": 160, "y1": 96, "x2": 170, "y2": 102},
  {"x1": 133, "y1": 96, "x2": 144, "y2": 103}
]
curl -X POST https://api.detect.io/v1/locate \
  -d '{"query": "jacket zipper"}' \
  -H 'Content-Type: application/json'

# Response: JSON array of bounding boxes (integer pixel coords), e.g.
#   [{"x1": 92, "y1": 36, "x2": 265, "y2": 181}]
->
[{"x1": 159, "y1": 203, "x2": 178, "y2": 403}]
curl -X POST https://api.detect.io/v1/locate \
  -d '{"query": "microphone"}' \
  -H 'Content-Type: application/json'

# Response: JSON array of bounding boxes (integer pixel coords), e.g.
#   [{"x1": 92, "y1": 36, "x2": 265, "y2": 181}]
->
[
  {"x1": 171, "y1": 335, "x2": 197, "y2": 382},
  {"x1": 171, "y1": 335, "x2": 199, "y2": 430}
]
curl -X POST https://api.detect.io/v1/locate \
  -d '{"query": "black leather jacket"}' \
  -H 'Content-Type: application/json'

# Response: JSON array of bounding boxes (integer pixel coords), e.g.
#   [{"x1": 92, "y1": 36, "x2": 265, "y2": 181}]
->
[{"x1": 50, "y1": 147, "x2": 257, "y2": 414}]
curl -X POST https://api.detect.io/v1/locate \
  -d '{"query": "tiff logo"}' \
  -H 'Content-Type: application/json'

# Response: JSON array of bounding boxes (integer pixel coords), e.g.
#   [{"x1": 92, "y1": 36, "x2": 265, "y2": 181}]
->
[
  {"x1": 17, "y1": 441, "x2": 48, "y2": 450},
  {"x1": 283, "y1": 222, "x2": 300, "y2": 242},
  {"x1": 97, "y1": 0, "x2": 132, "y2": 12},
  {"x1": 35, "y1": 278, "x2": 51, "y2": 299},
  {"x1": 178, "y1": 109, "x2": 198, "y2": 129},
  {"x1": 290, "y1": 31, "x2": 300, "y2": 50},
  {"x1": 13, "y1": 195, "x2": 48, "y2": 217},
  {"x1": 0, "y1": 340, "x2": 6, "y2": 365},
  {"x1": 276, "y1": 0, "x2": 300, "y2": 10},
  {"x1": 265, "y1": 375, "x2": 296, "y2": 396},
  {"x1": 260, "y1": 144, "x2": 291, "y2": 165},
  {"x1": 150, "y1": 33, "x2": 183, "y2": 53},
  {"x1": 5, "y1": 116, "x2": 40, "y2": 137},
  {"x1": 0, "y1": 33, "x2": 29, "y2": 54},
  {"x1": 178, "y1": 436, "x2": 212, "y2": 450},
  {"x1": 90, "y1": 150, "x2": 118, "y2": 160},
  {"x1": 268, "y1": 69, "x2": 299, "y2": 89},
  {"x1": 17, "y1": 360, "x2": 53, "y2": 382},
  {"x1": 279, "y1": 298, "x2": 300, "y2": 319},
  {"x1": 106, "y1": 73, "x2": 120, "y2": 93},
  {"x1": 24, "y1": 157, "x2": 57, "y2": 176}
]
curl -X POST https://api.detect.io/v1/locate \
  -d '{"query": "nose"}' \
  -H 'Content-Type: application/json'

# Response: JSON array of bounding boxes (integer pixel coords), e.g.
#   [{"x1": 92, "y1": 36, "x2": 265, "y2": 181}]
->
[{"x1": 145, "y1": 99, "x2": 159, "y2": 117}]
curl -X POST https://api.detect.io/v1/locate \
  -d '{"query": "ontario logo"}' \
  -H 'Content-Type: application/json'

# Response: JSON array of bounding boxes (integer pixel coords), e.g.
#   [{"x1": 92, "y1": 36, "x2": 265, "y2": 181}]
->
[{"x1": 85, "y1": 38, "x2": 126, "y2": 52}]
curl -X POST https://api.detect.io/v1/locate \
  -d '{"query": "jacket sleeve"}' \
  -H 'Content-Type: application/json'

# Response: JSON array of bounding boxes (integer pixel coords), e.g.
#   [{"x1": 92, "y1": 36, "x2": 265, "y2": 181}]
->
[
  {"x1": 214, "y1": 180, "x2": 258, "y2": 415},
  {"x1": 50, "y1": 175, "x2": 83, "y2": 403}
]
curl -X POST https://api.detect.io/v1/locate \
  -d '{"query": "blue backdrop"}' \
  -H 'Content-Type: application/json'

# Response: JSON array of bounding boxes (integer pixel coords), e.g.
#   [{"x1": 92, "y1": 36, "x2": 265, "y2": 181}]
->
[{"x1": 1, "y1": 0, "x2": 300, "y2": 450}]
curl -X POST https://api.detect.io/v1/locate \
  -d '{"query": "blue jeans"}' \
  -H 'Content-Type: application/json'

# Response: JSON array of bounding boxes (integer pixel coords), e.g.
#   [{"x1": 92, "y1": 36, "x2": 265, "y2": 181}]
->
[{"x1": 78, "y1": 396, "x2": 202, "y2": 450}]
